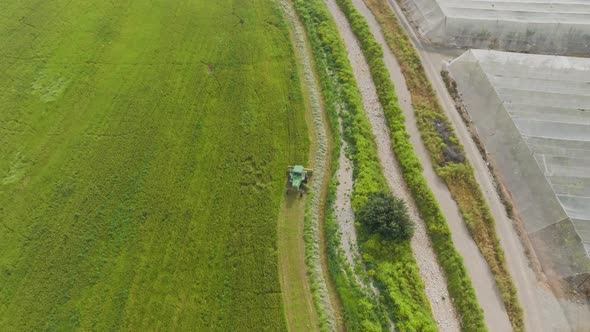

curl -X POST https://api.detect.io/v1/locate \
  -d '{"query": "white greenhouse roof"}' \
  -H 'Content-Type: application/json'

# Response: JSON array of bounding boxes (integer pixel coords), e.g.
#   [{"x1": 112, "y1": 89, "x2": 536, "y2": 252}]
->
[
  {"x1": 449, "y1": 50, "x2": 590, "y2": 259},
  {"x1": 442, "y1": 0, "x2": 590, "y2": 24},
  {"x1": 400, "y1": 0, "x2": 590, "y2": 54}
]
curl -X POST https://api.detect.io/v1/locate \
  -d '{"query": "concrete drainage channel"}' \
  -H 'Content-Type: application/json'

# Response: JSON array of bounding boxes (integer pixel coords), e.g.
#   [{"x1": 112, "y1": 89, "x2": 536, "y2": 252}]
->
[{"x1": 279, "y1": 0, "x2": 338, "y2": 330}]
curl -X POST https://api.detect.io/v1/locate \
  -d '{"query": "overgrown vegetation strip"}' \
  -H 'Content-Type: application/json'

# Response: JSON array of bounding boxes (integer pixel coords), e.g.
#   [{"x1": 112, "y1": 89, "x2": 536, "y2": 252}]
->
[
  {"x1": 0, "y1": 0, "x2": 305, "y2": 330},
  {"x1": 292, "y1": 0, "x2": 390, "y2": 329},
  {"x1": 440, "y1": 70, "x2": 544, "y2": 277},
  {"x1": 293, "y1": 0, "x2": 439, "y2": 330},
  {"x1": 333, "y1": 0, "x2": 488, "y2": 330},
  {"x1": 360, "y1": 0, "x2": 524, "y2": 330},
  {"x1": 294, "y1": 0, "x2": 386, "y2": 330}
]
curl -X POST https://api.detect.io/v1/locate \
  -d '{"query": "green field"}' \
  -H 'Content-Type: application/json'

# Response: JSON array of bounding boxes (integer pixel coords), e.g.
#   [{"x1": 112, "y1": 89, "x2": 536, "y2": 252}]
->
[{"x1": 0, "y1": 0, "x2": 309, "y2": 330}]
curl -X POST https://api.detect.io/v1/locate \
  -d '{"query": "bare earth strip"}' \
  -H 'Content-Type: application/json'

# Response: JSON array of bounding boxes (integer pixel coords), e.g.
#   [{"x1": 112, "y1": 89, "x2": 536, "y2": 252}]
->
[
  {"x1": 278, "y1": 0, "x2": 340, "y2": 330},
  {"x1": 324, "y1": 0, "x2": 462, "y2": 330},
  {"x1": 382, "y1": 0, "x2": 576, "y2": 330}
]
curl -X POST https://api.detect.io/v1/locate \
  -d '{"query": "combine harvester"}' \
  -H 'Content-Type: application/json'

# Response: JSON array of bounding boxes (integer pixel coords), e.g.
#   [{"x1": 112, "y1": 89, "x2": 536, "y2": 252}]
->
[{"x1": 286, "y1": 165, "x2": 312, "y2": 196}]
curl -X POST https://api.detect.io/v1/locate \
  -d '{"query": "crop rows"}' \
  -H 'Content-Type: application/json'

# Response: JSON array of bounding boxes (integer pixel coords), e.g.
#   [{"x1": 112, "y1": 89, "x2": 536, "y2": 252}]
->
[
  {"x1": 333, "y1": 0, "x2": 489, "y2": 330},
  {"x1": 0, "y1": 0, "x2": 306, "y2": 330},
  {"x1": 293, "y1": 0, "x2": 439, "y2": 330},
  {"x1": 360, "y1": 0, "x2": 524, "y2": 330}
]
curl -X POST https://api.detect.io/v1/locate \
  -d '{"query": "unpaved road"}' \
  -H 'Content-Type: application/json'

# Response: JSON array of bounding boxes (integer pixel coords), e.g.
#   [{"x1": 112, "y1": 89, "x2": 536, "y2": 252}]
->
[
  {"x1": 325, "y1": 0, "x2": 461, "y2": 329},
  {"x1": 382, "y1": 0, "x2": 584, "y2": 330}
]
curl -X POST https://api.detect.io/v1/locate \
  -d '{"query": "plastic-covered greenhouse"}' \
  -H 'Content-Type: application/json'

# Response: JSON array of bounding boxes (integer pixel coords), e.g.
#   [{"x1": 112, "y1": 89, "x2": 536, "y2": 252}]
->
[
  {"x1": 448, "y1": 50, "x2": 590, "y2": 278},
  {"x1": 400, "y1": 0, "x2": 590, "y2": 55}
]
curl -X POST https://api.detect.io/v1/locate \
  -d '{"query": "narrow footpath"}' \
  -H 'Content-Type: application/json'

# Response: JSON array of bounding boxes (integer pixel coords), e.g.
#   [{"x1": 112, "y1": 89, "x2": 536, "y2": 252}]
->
[{"x1": 324, "y1": 0, "x2": 461, "y2": 329}]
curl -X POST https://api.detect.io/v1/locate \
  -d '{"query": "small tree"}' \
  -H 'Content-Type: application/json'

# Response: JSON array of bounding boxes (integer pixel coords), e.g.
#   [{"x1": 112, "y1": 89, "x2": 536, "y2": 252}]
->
[{"x1": 358, "y1": 191, "x2": 414, "y2": 241}]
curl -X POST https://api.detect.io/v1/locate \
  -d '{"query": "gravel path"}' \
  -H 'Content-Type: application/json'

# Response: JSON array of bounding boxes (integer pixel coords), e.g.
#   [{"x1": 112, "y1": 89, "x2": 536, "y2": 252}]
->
[
  {"x1": 333, "y1": 136, "x2": 359, "y2": 269},
  {"x1": 279, "y1": 0, "x2": 337, "y2": 329},
  {"x1": 325, "y1": 0, "x2": 460, "y2": 330}
]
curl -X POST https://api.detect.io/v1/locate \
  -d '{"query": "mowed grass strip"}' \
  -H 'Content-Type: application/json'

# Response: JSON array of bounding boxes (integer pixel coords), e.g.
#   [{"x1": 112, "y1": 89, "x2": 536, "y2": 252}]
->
[
  {"x1": 0, "y1": 0, "x2": 307, "y2": 330},
  {"x1": 360, "y1": 0, "x2": 524, "y2": 330}
]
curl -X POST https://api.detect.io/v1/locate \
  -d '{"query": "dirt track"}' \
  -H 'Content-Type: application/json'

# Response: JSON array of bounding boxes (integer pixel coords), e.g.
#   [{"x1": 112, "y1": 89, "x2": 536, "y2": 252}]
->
[
  {"x1": 333, "y1": 133, "x2": 359, "y2": 273},
  {"x1": 277, "y1": 195, "x2": 320, "y2": 331}
]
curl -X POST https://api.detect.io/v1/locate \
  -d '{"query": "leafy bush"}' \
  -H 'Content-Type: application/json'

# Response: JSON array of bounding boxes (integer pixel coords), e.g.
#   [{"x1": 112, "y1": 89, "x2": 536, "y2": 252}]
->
[{"x1": 358, "y1": 192, "x2": 414, "y2": 241}]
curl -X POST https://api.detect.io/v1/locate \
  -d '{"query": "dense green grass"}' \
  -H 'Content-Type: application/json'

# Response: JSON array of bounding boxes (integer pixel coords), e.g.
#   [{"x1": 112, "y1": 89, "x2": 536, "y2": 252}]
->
[{"x1": 0, "y1": 0, "x2": 308, "y2": 330}]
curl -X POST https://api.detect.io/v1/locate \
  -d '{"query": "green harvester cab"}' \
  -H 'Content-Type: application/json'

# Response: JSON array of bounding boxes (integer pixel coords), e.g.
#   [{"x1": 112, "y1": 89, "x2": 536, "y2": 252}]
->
[{"x1": 286, "y1": 165, "x2": 312, "y2": 194}]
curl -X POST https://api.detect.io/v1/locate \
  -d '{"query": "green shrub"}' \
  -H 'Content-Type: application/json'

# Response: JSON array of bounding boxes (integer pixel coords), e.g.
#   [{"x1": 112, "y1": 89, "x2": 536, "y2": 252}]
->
[{"x1": 358, "y1": 192, "x2": 414, "y2": 241}]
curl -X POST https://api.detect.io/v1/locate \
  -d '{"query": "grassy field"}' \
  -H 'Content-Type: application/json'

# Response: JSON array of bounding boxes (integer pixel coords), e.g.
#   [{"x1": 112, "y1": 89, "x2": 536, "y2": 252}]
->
[{"x1": 0, "y1": 0, "x2": 309, "y2": 330}]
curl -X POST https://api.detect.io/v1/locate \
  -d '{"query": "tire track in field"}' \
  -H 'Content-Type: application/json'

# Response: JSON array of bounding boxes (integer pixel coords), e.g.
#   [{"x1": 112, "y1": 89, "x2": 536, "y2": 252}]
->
[
  {"x1": 324, "y1": 0, "x2": 461, "y2": 329},
  {"x1": 278, "y1": 0, "x2": 339, "y2": 330}
]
